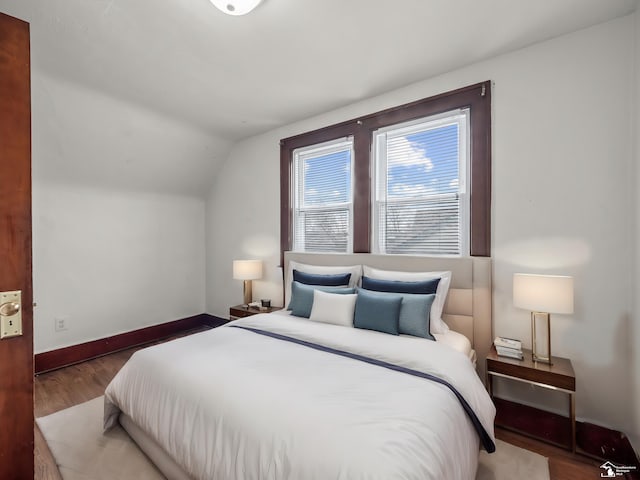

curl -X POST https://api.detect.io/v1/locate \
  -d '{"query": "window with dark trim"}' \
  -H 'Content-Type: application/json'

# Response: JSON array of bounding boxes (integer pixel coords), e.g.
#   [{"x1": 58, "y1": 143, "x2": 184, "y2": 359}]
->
[
  {"x1": 280, "y1": 81, "x2": 491, "y2": 259},
  {"x1": 292, "y1": 137, "x2": 354, "y2": 253}
]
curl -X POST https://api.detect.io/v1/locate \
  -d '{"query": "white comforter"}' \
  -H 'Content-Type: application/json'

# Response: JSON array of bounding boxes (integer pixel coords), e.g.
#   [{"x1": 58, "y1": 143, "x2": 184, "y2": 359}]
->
[{"x1": 104, "y1": 314, "x2": 495, "y2": 480}]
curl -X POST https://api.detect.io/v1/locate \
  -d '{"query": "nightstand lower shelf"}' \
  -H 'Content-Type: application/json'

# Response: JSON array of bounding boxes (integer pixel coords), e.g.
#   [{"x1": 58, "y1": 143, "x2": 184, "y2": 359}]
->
[
  {"x1": 486, "y1": 345, "x2": 576, "y2": 452},
  {"x1": 493, "y1": 397, "x2": 573, "y2": 449}
]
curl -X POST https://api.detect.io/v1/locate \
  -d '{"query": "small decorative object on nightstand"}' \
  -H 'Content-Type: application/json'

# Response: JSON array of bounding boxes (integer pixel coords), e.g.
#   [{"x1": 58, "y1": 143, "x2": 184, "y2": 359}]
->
[
  {"x1": 486, "y1": 345, "x2": 576, "y2": 452},
  {"x1": 229, "y1": 304, "x2": 282, "y2": 320},
  {"x1": 494, "y1": 336, "x2": 523, "y2": 360}
]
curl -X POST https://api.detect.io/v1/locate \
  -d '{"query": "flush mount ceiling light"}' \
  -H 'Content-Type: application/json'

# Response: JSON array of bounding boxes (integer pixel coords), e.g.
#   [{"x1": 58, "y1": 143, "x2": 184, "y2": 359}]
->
[{"x1": 210, "y1": 0, "x2": 263, "y2": 16}]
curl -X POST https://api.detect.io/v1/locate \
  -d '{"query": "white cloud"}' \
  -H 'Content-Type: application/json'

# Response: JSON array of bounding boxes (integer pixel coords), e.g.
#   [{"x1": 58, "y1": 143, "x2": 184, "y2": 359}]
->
[
  {"x1": 388, "y1": 137, "x2": 433, "y2": 170},
  {"x1": 305, "y1": 188, "x2": 319, "y2": 200},
  {"x1": 449, "y1": 178, "x2": 459, "y2": 189}
]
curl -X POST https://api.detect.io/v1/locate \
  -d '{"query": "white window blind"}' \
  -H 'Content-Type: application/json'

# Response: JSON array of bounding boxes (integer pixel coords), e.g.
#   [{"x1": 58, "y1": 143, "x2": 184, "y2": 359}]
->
[
  {"x1": 292, "y1": 138, "x2": 354, "y2": 253},
  {"x1": 372, "y1": 109, "x2": 470, "y2": 255}
]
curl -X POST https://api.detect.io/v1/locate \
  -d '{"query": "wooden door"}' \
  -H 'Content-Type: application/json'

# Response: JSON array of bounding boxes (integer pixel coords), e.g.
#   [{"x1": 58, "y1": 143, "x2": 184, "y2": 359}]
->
[{"x1": 0, "y1": 12, "x2": 33, "y2": 479}]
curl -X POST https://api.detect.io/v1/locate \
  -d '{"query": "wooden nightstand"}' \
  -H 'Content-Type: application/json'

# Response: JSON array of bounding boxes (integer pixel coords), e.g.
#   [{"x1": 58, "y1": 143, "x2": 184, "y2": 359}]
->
[
  {"x1": 486, "y1": 345, "x2": 576, "y2": 452},
  {"x1": 229, "y1": 304, "x2": 282, "y2": 320}
]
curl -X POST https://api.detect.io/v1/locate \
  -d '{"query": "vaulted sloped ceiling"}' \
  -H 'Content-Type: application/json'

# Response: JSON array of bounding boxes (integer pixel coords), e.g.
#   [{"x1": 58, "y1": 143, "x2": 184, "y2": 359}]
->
[{"x1": 0, "y1": 0, "x2": 637, "y2": 193}]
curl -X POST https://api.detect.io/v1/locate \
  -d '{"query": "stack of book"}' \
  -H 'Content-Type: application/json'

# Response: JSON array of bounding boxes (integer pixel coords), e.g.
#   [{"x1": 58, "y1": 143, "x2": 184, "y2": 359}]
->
[{"x1": 494, "y1": 337, "x2": 524, "y2": 360}]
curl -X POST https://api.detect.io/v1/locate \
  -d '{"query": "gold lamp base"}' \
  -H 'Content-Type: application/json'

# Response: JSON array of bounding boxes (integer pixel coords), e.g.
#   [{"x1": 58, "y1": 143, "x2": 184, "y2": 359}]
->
[
  {"x1": 531, "y1": 311, "x2": 552, "y2": 365},
  {"x1": 243, "y1": 280, "x2": 253, "y2": 305}
]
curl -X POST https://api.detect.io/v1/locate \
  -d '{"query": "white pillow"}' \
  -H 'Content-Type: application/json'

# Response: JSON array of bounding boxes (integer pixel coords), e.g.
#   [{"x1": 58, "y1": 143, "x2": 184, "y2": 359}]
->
[
  {"x1": 362, "y1": 266, "x2": 452, "y2": 334},
  {"x1": 285, "y1": 260, "x2": 362, "y2": 307},
  {"x1": 309, "y1": 290, "x2": 357, "y2": 327}
]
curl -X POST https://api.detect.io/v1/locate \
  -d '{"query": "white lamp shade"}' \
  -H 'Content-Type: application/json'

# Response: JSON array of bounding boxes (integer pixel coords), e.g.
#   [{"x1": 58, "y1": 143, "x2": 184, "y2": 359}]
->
[
  {"x1": 513, "y1": 274, "x2": 574, "y2": 314},
  {"x1": 233, "y1": 260, "x2": 263, "y2": 280},
  {"x1": 210, "y1": 0, "x2": 263, "y2": 16}
]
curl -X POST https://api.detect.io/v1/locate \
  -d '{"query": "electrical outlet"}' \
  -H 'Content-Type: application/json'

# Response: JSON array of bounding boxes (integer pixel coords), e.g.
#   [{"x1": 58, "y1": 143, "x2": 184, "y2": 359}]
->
[{"x1": 54, "y1": 317, "x2": 68, "y2": 332}]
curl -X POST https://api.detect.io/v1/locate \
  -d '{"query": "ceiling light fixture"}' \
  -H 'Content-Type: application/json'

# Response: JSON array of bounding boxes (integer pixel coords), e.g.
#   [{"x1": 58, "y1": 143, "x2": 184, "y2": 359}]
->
[{"x1": 210, "y1": 0, "x2": 263, "y2": 16}]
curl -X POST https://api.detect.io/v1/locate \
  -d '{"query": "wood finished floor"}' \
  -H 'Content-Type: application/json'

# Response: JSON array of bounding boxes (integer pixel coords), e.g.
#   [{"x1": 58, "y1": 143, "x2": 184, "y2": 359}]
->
[{"x1": 34, "y1": 328, "x2": 608, "y2": 480}]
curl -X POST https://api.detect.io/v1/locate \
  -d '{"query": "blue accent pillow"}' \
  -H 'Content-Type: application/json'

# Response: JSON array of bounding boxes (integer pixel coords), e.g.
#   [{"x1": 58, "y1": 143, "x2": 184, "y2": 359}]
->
[
  {"x1": 361, "y1": 276, "x2": 440, "y2": 294},
  {"x1": 360, "y1": 288, "x2": 436, "y2": 340},
  {"x1": 287, "y1": 281, "x2": 356, "y2": 318},
  {"x1": 353, "y1": 289, "x2": 402, "y2": 335},
  {"x1": 293, "y1": 270, "x2": 351, "y2": 286}
]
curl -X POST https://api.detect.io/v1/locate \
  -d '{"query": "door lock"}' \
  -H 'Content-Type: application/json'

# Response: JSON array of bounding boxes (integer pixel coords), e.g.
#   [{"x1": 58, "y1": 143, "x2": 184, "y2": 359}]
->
[
  {"x1": 0, "y1": 291, "x2": 22, "y2": 339},
  {"x1": 0, "y1": 301, "x2": 20, "y2": 316}
]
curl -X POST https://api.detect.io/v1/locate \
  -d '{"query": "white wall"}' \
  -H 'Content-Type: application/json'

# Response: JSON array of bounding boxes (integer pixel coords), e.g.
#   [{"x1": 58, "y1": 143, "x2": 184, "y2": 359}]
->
[
  {"x1": 206, "y1": 15, "x2": 637, "y2": 440},
  {"x1": 206, "y1": 134, "x2": 286, "y2": 311},
  {"x1": 31, "y1": 71, "x2": 216, "y2": 353},
  {"x1": 33, "y1": 183, "x2": 206, "y2": 353},
  {"x1": 633, "y1": 6, "x2": 640, "y2": 454}
]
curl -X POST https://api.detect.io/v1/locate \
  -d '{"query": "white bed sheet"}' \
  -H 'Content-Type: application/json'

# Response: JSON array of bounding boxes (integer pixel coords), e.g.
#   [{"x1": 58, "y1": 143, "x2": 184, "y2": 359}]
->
[
  {"x1": 434, "y1": 329, "x2": 473, "y2": 358},
  {"x1": 105, "y1": 314, "x2": 495, "y2": 480},
  {"x1": 272, "y1": 308, "x2": 475, "y2": 360}
]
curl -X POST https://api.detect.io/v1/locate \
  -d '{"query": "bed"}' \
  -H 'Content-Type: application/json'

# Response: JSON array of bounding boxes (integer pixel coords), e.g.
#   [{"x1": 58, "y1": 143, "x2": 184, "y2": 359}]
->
[
  {"x1": 281, "y1": 252, "x2": 493, "y2": 380},
  {"x1": 104, "y1": 253, "x2": 495, "y2": 480}
]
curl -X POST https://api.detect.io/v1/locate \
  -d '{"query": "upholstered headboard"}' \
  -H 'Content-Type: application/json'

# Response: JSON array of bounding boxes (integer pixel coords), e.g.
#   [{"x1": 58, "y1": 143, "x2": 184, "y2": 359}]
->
[{"x1": 283, "y1": 252, "x2": 493, "y2": 383}]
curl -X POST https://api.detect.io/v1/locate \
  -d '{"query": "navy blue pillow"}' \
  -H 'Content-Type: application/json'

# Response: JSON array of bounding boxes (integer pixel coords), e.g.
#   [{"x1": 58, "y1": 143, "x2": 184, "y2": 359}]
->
[
  {"x1": 359, "y1": 289, "x2": 436, "y2": 340},
  {"x1": 287, "y1": 281, "x2": 356, "y2": 318},
  {"x1": 293, "y1": 270, "x2": 352, "y2": 287},
  {"x1": 353, "y1": 289, "x2": 402, "y2": 335},
  {"x1": 361, "y1": 276, "x2": 440, "y2": 294}
]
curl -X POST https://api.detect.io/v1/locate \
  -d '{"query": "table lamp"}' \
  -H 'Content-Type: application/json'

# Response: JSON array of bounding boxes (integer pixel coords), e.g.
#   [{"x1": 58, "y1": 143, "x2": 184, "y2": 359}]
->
[
  {"x1": 233, "y1": 260, "x2": 263, "y2": 305},
  {"x1": 513, "y1": 273, "x2": 574, "y2": 364}
]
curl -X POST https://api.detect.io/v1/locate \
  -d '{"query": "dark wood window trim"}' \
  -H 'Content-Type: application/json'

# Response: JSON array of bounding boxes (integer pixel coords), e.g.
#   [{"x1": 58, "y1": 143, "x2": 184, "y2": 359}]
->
[{"x1": 280, "y1": 81, "x2": 491, "y2": 261}]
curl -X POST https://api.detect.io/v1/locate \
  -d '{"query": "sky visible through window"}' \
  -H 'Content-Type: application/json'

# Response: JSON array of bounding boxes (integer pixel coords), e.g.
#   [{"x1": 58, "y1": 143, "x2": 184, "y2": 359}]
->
[
  {"x1": 387, "y1": 124, "x2": 459, "y2": 199},
  {"x1": 303, "y1": 150, "x2": 351, "y2": 206},
  {"x1": 303, "y1": 124, "x2": 459, "y2": 206}
]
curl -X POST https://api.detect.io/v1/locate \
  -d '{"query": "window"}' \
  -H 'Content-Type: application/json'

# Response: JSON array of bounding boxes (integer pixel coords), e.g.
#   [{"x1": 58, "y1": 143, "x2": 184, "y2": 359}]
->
[
  {"x1": 372, "y1": 109, "x2": 470, "y2": 255},
  {"x1": 292, "y1": 138, "x2": 354, "y2": 253},
  {"x1": 280, "y1": 81, "x2": 491, "y2": 259}
]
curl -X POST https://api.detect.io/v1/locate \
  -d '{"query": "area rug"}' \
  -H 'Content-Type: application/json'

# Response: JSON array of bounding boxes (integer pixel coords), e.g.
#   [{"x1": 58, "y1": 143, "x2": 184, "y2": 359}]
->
[{"x1": 37, "y1": 396, "x2": 549, "y2": 480}]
